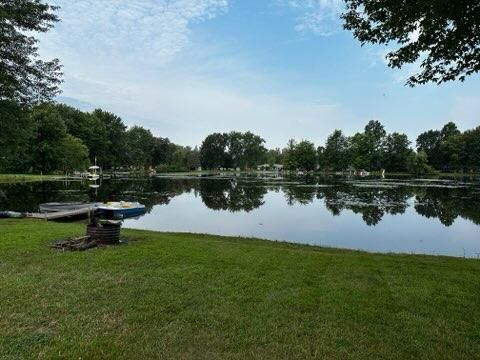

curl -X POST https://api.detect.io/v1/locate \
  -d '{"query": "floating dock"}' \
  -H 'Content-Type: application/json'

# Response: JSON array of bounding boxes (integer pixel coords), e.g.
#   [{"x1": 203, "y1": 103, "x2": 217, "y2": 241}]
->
[{"x1": 27, "y1": 208, "x2": 96, "y2": 220}]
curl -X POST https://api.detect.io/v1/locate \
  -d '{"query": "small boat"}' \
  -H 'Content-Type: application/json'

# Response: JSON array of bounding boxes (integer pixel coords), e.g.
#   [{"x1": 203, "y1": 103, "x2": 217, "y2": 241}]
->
[
  {"x1": 88, "y1": 165, "x2": 101, "y2": 180},
  {"x1": 96, "y1": 201, "x2": 146, "y2": 219},
  {"x1": 88, "y1": 158, "x2": 101, "y2": 180},
  {"x1": 0, "y1": 211, "x2": 26, "y2": 218},
  {"x1": 39, "y1": 202, "x2": 102, "y2": 213}
]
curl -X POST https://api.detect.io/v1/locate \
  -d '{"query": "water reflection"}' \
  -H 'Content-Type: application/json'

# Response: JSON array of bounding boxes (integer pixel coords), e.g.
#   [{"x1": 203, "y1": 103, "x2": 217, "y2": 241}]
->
[
  {"x1": 0, "y1": 175, "x2": 479, "y2": 256},
  {"x1": 200, "y1": 179, "x2": 267, "y2": 212},
  {"x1": 0, "y1": 176, "x2": 479, "y2": 227}
]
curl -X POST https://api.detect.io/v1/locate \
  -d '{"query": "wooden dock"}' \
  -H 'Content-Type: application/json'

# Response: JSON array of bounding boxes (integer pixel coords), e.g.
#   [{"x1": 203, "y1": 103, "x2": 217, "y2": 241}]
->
[{"x1": 27, "y1": 208, "x2": 96, "y2": 220}]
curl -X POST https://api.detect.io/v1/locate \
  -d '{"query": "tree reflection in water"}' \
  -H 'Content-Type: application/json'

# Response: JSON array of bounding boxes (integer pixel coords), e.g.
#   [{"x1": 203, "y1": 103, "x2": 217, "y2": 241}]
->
[
  {"x1": 200, "y1": 178, "x2": 267, "y2": 212},
  {"x1": 0, "y1": 176, "x2": 479, "y2": 227}
]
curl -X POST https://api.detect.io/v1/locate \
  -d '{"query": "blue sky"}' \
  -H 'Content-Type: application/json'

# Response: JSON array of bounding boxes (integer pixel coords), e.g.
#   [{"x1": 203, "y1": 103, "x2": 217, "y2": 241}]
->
[{"x1": 39, "y1": 0, "x2": 480, "y2": 148}]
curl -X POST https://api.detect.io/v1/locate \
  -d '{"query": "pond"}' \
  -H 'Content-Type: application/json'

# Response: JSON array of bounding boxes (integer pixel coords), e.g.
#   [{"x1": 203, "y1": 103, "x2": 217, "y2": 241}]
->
[{"x1": 1, "y1": 174, "x2": 479, "y2": 258}]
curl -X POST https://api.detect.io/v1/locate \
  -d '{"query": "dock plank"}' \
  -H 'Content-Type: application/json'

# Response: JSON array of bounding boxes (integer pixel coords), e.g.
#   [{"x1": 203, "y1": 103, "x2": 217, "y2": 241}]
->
[{"x1": 27, "y1": 208, "x2": 96, "y2": 220}]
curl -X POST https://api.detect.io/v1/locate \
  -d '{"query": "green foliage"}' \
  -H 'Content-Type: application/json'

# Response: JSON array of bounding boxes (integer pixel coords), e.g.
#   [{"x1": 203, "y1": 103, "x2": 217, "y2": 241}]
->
[
  {"x1": 318, "y1": 120, "x2": 480, "y2": 174},
  {"x1": 293, "y1": 140, "x2": 317, "y2": 171},
  {"x1": 0, "y1": 101, "x2": 35, "y2": 172},
  {"x1": 342, "y1": 0, "x2": 480, "y2": 86},
  {"x1": 200, "y1": 132, "x2": 266, "y2": 170},
  {"x1": 383, "y1": 133, "x2": 412, "y2": 172},
  {"x1": 265, "y1": 148, "x2": 284, "y2": 166},
  {"x1": 30, "y1": 105, "x2": 68, "y2": 173},
  {"x1": 200, "y1": 133, "x2": 228, "y2": 169},
  {"x1": 323, "y1": 130, "x2": 350, "y2": 171},
  {"x1": 125, "y1": 126, "x2": 156, "y2": 169},
  {"x1": 463, "y1": 127, "x2": 480, "y2": 172},
  {"x1": 323, "y1": 122, "x2": 389, "y2": 172},
  {"x1": 282, "y1": 139, "x2": 298, "y2": 170},
  {"x1": 60, "y1": 134, "x2": 89, "y2": 172},
  {"x1": 416, "y1": 129, "x2": 442, "y2": 168},
  {"x1": 2, "y1": 101, "x2": 479, "y2": 175},
  {"x1": 0, "y1": 101, "x2": 202, "y2": 174},
  {"x1": 0, "y1": 0, "x2": 62, "y2": 105},
  {"x1": 408, "y1": 150, "x2": 435, "y2": 175},
  {"x1": 362, "y1": 120, "x2": 387, "y2": 170},
  {"x1": 417, "y1": 122, "x2": 479, "y2": 172},
  {"x1": 91, "y1": 109, "x2": 127, "y2": 169},
  {"x1": 241, "y1": 131, "x2": 267, "y2": 169}
]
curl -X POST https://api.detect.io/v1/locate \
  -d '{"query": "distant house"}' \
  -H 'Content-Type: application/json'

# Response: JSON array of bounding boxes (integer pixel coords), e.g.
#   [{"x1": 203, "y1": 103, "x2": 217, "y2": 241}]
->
[
  {"x1": 257, "y1": 164, "x2": 270, "y2": 171},
  {"x1": 273, "y1": 164, "x2": 284, "y2": 172}
]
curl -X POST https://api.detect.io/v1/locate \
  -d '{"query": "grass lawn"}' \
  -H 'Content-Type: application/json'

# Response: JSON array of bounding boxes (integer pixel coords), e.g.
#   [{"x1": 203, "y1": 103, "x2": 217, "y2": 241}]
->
[
  {"x1": 1, "y1": 219, "x2": 479, "y2": 359},
  {"x1": 0, "y1": 174, "x2": 63, "y2": 184}
]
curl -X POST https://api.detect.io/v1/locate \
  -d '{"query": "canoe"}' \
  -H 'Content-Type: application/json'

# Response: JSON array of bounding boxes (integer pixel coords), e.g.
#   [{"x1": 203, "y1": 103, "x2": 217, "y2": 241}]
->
[{"x1": 39, "y1": 202, "x2": 102, "y2": 213}]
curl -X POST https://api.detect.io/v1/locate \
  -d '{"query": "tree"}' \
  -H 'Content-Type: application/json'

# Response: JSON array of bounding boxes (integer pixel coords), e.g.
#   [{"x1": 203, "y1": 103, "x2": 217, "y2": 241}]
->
[
  {"x1": 383, "y1": 133, "x2": 412, "y2": 172},
  {"x1": 30, "y1": 105, "x2": 68, "y2": 173},
  {"x1": 126, "y1": 126, "x2": 156, "y2": 170},
  {"x1": 293, "y1": 140, "x2": 317, "y2": 171},
  {"x1": 0, "y1": 0, "x2": 62, "y2": 106},
  {"x1": 324, "y1": 130, "x2": 350, "y2": 171},
  {"x1": 265, "y1": 148, "x2": 283, "y2": 166},
  {"x1": 416, "y1": 129, "x2": 442, "y2": 168},
  {"x1": 283, "y1": 139, "x2": 298, "y2": 170},
  {"x1": 439, "y1": 122, "x2": 462, "y2": 171},
  {"x1": 408, "y1": 150, "x2": 435, "y2": 175},
  {"x1": 463, "y1": 127, "x2": 480, "y2": 172},
  {"x1": 417, "y1": 122, "x2": 464, "y2": 171},
  {"x1": 0, "y1": 100, "x2": 34, "y2": 172},
  {"x1": 91, "y1": 109, "x2": 127, "y2": 170},
  {"x1": 153, "y1": 137, "x2": 175, "y2": 167},
  {"x1": 363, "y1": 120, "x2": 386, "y2": 170},
  {"x1": 342, "y1": 0, "x2": 480, "y2": 86},
  {"x1": 349, "y1": 133, "x2": 369, "y2": 170},
  {"x1": 60, "y1": 134, "x2": 89, "y2": 173},
  {"x1": 56, "y1": 104, "x2": 110, "y2": 166},
  {"x1": 185, "y1": 146, "x2": 201, "y2": 170},
  {"x1": 200, "y1": 133, "x2": 228, "y2": 169},
  {"x1": 242, "y1": 131, "x2": 266, "y2": 169},
  {"x1": 226, "y1": 131, "x2": 244, "y2": 169}
]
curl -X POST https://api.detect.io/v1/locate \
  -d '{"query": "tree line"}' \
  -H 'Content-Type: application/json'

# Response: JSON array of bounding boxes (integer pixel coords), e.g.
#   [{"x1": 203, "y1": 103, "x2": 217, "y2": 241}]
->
[
  {"x1": 318, "y1": 120, "x2": 480, "y2": 174},
  {"x1": 1, "y1": 101, "x2": 479, "y2": 175},
  {"x1": 199, "y1": 120, "x2": 480, "y2": 174},
  {"x1": 0, "y1": 102, "x2": 200, "y2": 174}
]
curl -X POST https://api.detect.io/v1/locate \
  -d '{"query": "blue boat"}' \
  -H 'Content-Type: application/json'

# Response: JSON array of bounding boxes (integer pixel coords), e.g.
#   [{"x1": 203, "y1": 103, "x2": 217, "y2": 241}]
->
[{"x1": 96, "y1": 201, "x2": 146, "y2": 219}]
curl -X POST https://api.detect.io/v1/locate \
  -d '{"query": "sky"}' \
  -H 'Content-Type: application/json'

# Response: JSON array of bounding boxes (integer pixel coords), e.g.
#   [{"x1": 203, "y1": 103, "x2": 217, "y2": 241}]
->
[{"x1": 38, "y1": 0, "x2": 480, "y2": 148}]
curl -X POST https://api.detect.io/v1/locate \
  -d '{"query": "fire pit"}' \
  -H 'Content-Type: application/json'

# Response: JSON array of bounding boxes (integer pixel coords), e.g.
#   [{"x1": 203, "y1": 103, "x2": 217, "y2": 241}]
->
[{"x1": 86, "y1": 221, "x2": 121, "y2": 245}]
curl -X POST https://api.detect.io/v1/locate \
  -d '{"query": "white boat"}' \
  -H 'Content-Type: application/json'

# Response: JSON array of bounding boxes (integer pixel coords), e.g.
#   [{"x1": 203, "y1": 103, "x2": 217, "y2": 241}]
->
[
  {"x1": 88, "y1": 158, "x2": 101, "y2": 180},
  {"x1": 88, "y1": 165, "x2": 101, "y2": 180}
]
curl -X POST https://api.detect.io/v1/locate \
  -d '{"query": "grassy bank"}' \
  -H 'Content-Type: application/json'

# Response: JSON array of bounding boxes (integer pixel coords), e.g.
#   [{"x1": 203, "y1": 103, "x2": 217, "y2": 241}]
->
[
  {"x1": 0, "y1": 174, "x2": 63, "y2": 183},
  {"x1": 1, "y1": 220, "x2": 479, "y2": 359}
]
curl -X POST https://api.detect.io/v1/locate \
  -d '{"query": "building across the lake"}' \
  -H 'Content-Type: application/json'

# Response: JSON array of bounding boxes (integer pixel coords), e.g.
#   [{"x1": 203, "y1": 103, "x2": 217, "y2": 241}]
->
[{"x1": 257, "y1": 164, "x2": 284, "y2": 172}]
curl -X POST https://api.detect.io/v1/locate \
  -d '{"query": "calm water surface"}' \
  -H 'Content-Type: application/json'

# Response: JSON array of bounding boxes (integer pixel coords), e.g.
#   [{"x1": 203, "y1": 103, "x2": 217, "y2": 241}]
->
[{"x1": 1, "y1": 174, "x2": 479, "y2": 258}]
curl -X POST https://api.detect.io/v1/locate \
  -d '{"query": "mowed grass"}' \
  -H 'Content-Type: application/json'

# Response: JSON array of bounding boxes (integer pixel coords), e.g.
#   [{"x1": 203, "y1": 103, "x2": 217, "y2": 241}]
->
[
  {"x1": 0, "y1": 174, "x2": 62, "y2": 183},
  {"x1": 1, "y1": 220, "x2": 479, "y2": 359}
]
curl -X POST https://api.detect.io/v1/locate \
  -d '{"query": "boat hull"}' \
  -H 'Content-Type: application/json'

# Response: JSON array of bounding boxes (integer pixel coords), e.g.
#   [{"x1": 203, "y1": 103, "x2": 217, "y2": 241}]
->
[
  {"x1": 39, "y1": 202, "x2": 102, "y2": 213},
  {"x1": 96, "y1": 206, "x2": 146, "y2": 219}
]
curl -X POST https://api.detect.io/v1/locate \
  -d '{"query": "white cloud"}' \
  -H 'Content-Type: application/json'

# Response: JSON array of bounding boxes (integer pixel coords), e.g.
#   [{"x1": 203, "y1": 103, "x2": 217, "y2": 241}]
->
[
  {"x1": 282, "y1": 0, "x2": 344, "y2": 36},
  {"x1": 37, "y1": 0, "x2": 351, "y2": 148},
  {"x1": 60, "y1": 70, "x2": 351, "y2": 148},
  {"x1": 44, "y1": 0, "x2": 228, "y2": 65}
]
